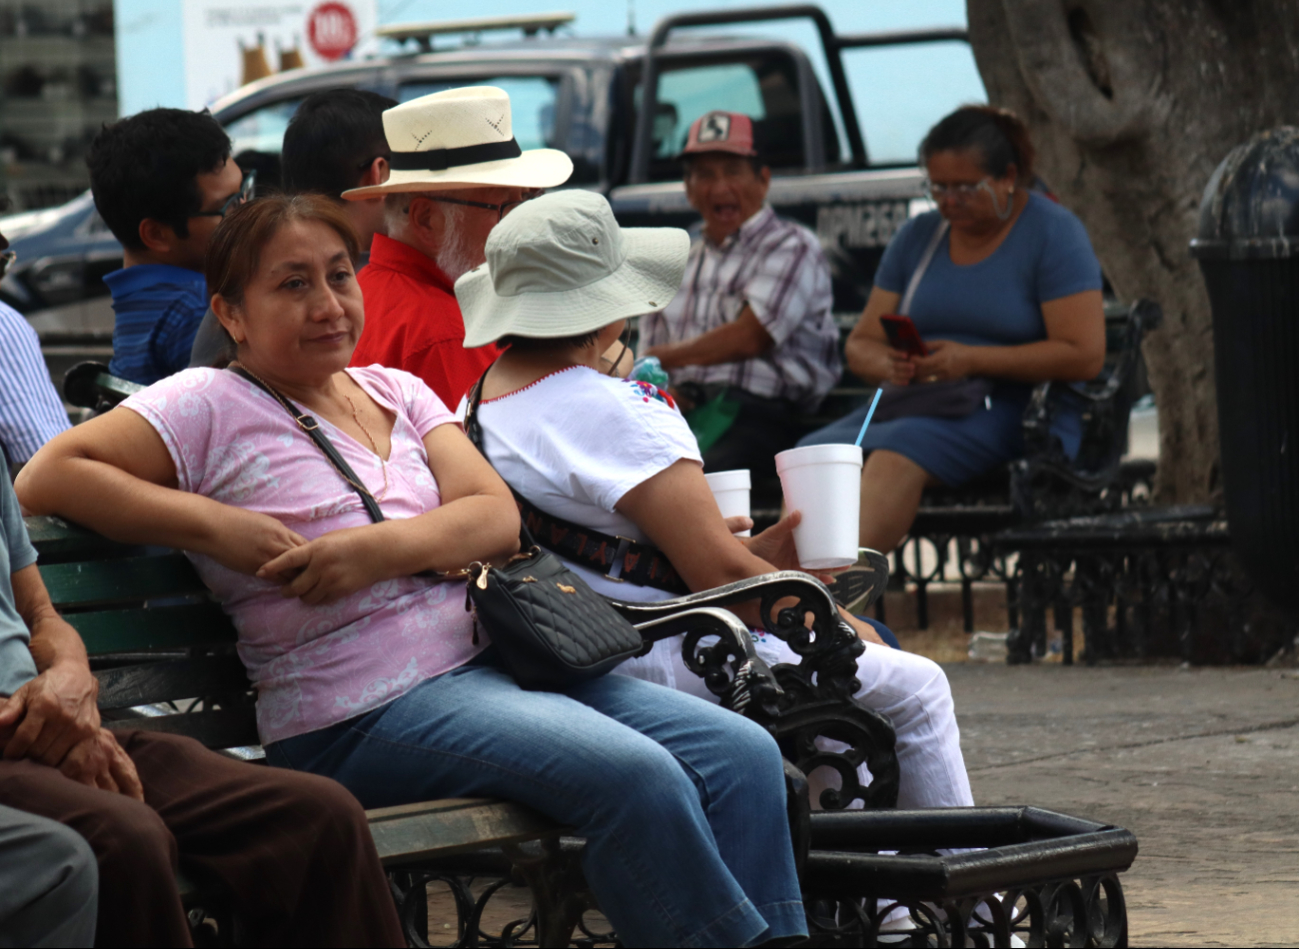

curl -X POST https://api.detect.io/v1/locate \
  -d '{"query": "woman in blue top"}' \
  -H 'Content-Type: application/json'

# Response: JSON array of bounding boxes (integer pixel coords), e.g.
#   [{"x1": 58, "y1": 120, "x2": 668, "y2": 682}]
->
[{"x1": 801, "y1": 106, "x2": 1105, "y2": 554}]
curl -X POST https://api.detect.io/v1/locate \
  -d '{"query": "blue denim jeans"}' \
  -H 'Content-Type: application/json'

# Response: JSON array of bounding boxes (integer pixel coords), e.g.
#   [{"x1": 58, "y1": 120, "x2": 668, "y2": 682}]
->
[{"x1": 266, "y1": 654, "x2": 806, "y2": 948}]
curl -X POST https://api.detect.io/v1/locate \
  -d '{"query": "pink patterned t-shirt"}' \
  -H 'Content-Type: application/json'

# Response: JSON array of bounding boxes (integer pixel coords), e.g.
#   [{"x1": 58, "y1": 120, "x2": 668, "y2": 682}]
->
[{"x1": 122, "y1": 366, "x2": 483, "y2": 744}]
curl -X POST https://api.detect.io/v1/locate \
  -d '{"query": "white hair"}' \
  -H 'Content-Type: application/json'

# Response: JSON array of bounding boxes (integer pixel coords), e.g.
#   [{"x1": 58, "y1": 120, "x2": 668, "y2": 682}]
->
[{"x1": 384, "y1": 192, "x2": 476, "y2": 281}]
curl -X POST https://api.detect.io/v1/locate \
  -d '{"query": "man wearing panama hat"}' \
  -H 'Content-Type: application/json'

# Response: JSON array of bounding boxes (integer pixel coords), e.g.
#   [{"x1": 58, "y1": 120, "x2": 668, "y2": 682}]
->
[{"x1": 345, "y1": 86, "x2": 573, "y2": 408}]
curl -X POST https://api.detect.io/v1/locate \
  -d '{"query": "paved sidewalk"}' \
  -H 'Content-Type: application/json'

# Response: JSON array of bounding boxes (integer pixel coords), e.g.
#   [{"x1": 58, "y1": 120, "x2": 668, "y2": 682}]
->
[{"x1": 947, "y1": 664, "x2": 1299, "y2": 948}]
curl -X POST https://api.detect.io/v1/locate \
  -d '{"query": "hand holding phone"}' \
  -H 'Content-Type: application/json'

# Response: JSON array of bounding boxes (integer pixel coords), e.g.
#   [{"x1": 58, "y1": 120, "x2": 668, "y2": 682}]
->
[{"x1": 879, "y1": 314, "x2": 930, "y2": 357}]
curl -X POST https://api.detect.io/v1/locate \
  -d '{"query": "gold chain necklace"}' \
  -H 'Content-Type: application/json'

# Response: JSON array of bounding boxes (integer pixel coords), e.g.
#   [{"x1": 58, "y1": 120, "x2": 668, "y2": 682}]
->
[
  {"x1": 342, "y1": 391, "x2": 390, "y2": 500},
  {"x1": 236, "y1": 363, "x2": 389, "y2": 502}
]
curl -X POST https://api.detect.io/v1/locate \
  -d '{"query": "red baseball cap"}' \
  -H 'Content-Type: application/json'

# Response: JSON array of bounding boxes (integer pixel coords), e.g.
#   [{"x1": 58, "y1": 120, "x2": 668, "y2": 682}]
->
[{"x1": 679, "y1": 111, "x2": 758, "y2": 158}]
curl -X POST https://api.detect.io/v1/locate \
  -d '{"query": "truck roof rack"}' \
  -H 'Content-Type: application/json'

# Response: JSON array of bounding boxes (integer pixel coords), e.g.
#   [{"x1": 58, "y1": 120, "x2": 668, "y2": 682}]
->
[{"x1": 377, "y1": 12, "x2": 576, "y2": 51}]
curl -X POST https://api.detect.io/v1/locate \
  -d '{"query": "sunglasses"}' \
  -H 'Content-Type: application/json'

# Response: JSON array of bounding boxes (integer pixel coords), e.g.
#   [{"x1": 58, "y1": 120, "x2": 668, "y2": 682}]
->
[{"x1": 192, "y1": 170, "x2": 258, "y2": 219}]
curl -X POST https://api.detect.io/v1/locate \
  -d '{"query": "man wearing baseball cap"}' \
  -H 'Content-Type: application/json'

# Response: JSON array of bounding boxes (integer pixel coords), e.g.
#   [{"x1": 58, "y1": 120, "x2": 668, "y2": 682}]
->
[
  {"x1": 344, "y1": 86, "x2": 573, "y2": 408},
  {"x1": 640, "y1": 110, "x2": 841, "y2": 478}
]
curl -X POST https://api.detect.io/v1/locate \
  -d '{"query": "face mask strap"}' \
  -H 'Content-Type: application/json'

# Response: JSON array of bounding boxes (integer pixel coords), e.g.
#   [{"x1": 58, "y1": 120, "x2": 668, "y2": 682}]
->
[{"x1": 606, "y1": 321, "x2": 632, "y2": 377}]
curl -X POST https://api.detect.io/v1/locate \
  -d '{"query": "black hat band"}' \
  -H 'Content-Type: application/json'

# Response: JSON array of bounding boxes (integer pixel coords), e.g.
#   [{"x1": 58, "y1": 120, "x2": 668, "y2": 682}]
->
[{"x1": 389, "y1": 138, "x2": 523, "y2": 173}]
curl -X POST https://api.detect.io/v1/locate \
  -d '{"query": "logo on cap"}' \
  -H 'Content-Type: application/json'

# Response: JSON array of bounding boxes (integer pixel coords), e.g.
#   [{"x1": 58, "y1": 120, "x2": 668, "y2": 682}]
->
[{"x1": 697, "y1": 112, "x2": 732, "y2": 143}]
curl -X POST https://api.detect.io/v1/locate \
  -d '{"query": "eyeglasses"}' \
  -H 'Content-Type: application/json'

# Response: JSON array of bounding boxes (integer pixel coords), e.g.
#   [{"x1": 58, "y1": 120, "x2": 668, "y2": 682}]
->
[
  {"x1": 921, "y1": 176, "x2": 996, "y2": 204},
  {"x1": 192, "y1": 170, "x2": 258, "y2": 219},
  {"x1": 420, "y1": 190, "x2": 542, "y2": 223}
]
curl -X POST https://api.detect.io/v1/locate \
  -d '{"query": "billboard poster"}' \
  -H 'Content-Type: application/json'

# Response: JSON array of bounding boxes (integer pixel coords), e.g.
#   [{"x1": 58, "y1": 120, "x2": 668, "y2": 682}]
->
[{"x1": 181, "y1": 0, "x2": 379, "y2": 110}]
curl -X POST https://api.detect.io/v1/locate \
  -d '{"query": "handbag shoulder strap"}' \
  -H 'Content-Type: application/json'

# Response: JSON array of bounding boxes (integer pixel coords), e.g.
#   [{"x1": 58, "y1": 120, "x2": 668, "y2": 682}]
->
[
  {"x1": 899, "y1": 218, "x2": 949, "y2": 316},
  {"x1": 464, "y1": 365, "x2": 689, "y2": 594},
  {"x1": 229, "y1": 365, "x2": 385, "y2": 524}
]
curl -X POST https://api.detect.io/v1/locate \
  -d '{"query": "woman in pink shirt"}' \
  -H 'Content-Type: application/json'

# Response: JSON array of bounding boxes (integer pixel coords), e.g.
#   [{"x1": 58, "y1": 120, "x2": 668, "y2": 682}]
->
[{"x1": 19, "y1": 194, "x2": 806, "y2": 948}]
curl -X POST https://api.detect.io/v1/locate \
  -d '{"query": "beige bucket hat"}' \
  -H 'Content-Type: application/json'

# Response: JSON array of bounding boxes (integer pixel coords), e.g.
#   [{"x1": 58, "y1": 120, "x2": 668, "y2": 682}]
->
[
  {"x1": 457, "y1": 190, "x2": 689, "y2": 348},
  {"x1": 342, "y1": 86, "x2": 573, "y2": 199}
]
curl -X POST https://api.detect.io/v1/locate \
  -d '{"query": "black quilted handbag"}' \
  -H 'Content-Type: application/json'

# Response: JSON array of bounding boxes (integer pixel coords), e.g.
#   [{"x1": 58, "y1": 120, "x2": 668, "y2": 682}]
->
[
  {"x1": 464, "y1": 539, "x2": 647, "y2": 691},
  {"x1": 460, "y1": 366, "x2": 648, "y2": 691}
]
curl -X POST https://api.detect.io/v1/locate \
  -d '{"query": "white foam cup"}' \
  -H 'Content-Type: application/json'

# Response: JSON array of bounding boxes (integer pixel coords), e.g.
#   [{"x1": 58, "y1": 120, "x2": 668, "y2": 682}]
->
[
  {"x1": 774, "y1": 444, "x2": 863, "y2": 569},
  {"x1": 705, "y1": 469, "x2": 752, "y2": 536}
]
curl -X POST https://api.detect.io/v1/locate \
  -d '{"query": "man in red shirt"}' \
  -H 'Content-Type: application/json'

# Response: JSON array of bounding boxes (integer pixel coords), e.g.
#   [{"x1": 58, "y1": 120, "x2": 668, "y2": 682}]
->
[{"x1": 344, "y1": 86, "x2": 573, "y2": 407}]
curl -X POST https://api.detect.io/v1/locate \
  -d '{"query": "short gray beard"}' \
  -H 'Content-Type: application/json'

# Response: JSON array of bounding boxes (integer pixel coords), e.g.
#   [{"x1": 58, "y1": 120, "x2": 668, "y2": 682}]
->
[{"x1": 432, "y1": 202, "x2": 477, "y2": 282}]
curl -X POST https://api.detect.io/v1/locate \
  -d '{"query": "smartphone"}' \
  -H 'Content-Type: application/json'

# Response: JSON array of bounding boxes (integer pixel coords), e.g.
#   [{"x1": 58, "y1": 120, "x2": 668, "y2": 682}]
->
[{"x1": 879, "y1": 314, "x2": 930, "y2": 357}]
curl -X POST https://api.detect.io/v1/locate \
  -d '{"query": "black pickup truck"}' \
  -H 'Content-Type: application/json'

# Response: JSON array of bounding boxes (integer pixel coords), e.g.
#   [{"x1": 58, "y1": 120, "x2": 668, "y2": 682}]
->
[{"x1": 0, "y1": 4, "x2": 974, "y2": 337}]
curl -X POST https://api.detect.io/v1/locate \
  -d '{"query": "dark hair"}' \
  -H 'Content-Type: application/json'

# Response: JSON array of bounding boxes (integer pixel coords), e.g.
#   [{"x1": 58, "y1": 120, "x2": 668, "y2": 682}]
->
[
  {"x1": 499, "y1": 331, "x2": 602, "y2": 351},
  {"x1": 282, "y1": 89, "x2": 396, "y2": 198},
  {"x1": 919, "y1": 105, "x2": 1035, "y2": 184},
  {"x1": 205, "y1": 193, "x2": 360, "y2": 310},
  {"x1": 86, "y1": 108, "x2": 232, "y2": 250}
]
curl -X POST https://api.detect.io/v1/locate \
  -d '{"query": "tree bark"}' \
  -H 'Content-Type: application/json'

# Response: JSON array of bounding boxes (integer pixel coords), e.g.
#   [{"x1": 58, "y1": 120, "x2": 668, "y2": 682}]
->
[{"x1": 966, "y1": 0, "x2": 1299, "y2": 503}]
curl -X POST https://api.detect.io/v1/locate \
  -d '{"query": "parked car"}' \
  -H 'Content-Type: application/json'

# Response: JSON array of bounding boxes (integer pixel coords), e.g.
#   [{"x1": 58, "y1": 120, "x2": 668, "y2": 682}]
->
[{"x1": 0, "y1": 6, "x2": 973, "y2": 338}]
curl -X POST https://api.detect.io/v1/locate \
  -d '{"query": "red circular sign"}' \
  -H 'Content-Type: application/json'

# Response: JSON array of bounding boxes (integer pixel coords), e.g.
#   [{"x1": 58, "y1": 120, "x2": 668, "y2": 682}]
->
[{"x1": 307, "y1": 2, "x2": 358, "y2": 62}]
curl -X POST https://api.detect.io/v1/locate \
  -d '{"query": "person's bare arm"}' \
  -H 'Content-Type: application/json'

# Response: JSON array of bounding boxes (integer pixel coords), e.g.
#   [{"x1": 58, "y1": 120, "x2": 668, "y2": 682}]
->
[
  {"x1": 17, "y1": 408, "x2": 307, "y2": 576},
  {"x1": 0, "y1": 565, "x2": 143, "y2": 799},
  {"x1": 616, "y1": 461, "x2": 883, "y2": 642},
  {"x1": 843, "y1": 288, "x2": 915, "y2": 386},
  {"x1": 911, "y1": 290, "x2": 1106, "y2": 384},
  {"x1": 257, "y1": 423, "x2": 521, "y2": 604},
  {"x1": 0, "y1": 565, "x2": 98, "y2": 763},
  {"x1": 644, "y1": 305, "x2": 774, "y2": 371}
]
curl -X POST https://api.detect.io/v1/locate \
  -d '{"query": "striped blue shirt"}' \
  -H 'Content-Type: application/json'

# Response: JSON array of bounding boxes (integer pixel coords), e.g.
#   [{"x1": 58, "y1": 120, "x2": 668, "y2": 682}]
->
[
  {"x1": 104, "y1": 264, "x2": 208, "y2": 385},
  {"x1": 0, "y1": 301, "x2": 70, "y2": 464}
]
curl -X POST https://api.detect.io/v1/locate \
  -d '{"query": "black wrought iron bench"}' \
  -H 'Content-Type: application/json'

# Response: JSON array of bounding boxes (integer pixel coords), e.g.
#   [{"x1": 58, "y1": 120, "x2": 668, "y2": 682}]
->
[
  {"x1": 53, "y1": 366, "x2": 1140, "y2": 947},
  {"x1": 897, "y1": 299, "x2": 1161, "y2": 633},
  {"x1": 992, "y1": 504, "x2": 1297, "y2": 666},
  {"x1": 778, "y1": 299, "x2": 1161, "y2": 633}
]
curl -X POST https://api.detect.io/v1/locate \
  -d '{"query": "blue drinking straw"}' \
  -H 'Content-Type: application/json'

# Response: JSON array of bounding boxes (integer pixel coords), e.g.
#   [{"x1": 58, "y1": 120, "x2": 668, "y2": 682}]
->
[{"x1": 854, "y1": 388, "x2": 883, "y2": 447}]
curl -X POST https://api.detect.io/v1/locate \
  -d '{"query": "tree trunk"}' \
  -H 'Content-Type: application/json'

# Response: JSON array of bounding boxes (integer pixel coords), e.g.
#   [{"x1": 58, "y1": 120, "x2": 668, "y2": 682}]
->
[{"x1": 966, "y1": 0, "x2": 1299, "y2": 503}]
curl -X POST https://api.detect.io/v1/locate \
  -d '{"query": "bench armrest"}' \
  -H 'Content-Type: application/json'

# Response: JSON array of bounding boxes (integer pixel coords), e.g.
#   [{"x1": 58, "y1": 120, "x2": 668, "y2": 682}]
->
[
  {"x1": 610, "y1": 571, "x2": 864, "y2": 706},
  {"x1": 632, "y1": 606, "x2": 784, "y2": 716},
  {"x1": 1016, "y1": 299, "x2": 1163, "y2": 513}
]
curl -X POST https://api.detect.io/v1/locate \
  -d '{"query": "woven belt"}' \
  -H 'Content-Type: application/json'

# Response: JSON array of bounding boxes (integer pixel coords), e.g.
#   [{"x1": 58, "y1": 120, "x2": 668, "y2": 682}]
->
[{"x1": 515, "y1": 497, "x2": 689, "y2": 595}]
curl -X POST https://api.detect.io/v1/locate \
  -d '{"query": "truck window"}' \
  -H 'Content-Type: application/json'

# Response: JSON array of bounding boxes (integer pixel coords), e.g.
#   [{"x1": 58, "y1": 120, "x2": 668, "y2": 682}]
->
[
  {"x1": 845, "y1": 41, "x2": 986, "y2": 166},
  {"x1": 225, "y1": 98, "x2": 304, "y2": 156},
  {"x1": 398, "y1": 77, "x2": 559, "y2": 152},
  {"x1": 632, "y1": 54, "x2": 805, "y2": 181}
]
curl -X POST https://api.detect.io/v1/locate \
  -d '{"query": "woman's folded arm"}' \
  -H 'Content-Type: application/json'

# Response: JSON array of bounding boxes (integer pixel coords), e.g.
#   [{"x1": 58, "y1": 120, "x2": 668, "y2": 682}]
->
[{"x1": 17, "y1": 408, "x2": 311, "y2": 575}]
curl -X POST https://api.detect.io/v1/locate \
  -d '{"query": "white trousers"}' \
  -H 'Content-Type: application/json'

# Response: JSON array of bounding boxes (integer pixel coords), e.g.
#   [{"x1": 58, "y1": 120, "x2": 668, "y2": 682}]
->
[{"x1": 617, "y1": 633, "x2": 974, "y2": 810}]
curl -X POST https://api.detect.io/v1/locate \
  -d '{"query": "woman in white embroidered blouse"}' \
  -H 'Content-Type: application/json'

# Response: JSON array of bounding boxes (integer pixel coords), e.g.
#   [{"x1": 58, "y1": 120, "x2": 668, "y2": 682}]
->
[{"x1": 460, "y1": 189, "x2": 975, "y2": 813}]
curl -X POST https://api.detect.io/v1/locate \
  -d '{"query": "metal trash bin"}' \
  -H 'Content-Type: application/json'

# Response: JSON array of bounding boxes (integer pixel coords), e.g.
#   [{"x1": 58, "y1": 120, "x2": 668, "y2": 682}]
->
[{"x1": 1190, "y1": 126, "x2": 1299, "y2": 609}]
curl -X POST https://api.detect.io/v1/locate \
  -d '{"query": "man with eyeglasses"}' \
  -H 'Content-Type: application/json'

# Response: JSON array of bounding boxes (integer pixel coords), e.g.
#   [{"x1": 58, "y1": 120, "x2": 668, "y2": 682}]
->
[
  {"x1": 343, "y1": 86, "x2": 573, "y2": 408},
  {"x1": 87, "y1": 109, "x2": 250, "y2": 385}
]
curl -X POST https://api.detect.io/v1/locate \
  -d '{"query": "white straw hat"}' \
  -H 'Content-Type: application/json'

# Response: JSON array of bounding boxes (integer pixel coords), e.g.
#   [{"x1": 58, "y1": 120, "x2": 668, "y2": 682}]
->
[
  {"x1": 342, "y1": 86, "x2": 573, "y2": 199},
  {"x1": 457, "y1": 190, "x2": 689, "y2": 348}
]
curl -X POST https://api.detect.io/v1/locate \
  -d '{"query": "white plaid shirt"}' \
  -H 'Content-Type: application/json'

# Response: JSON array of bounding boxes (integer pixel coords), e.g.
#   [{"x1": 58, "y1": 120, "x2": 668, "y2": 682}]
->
[{"x1": 640, "y1": 205, "x2": 841, "y2": 412}]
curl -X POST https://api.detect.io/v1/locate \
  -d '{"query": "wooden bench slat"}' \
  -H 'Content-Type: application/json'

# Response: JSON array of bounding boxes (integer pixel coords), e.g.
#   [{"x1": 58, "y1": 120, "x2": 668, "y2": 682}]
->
[
  {"x1": 106, "y1": 708, "x2": 260, "y2": 749},
  {"x1": 96, "y1": 656, "x2": 251, "y2": 710},
  {"x1": 41, "y1": 556, "x2": 207, "y2": 608},
  {"x1": 26, "y1": 516, "x2": 137, "y2": 562},
  {"x1": 67, "y1": 604, "x2": 237, "y2": 654},
  {"x1": 366, "y1": 798, "x2": 565, "y2": 865}
]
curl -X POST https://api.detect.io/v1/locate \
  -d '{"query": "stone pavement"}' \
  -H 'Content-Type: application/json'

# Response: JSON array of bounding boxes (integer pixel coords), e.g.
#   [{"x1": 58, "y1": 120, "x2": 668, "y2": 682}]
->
[{"x1": 947, "y1": 663, "x2": 1299, "y2": 948}]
